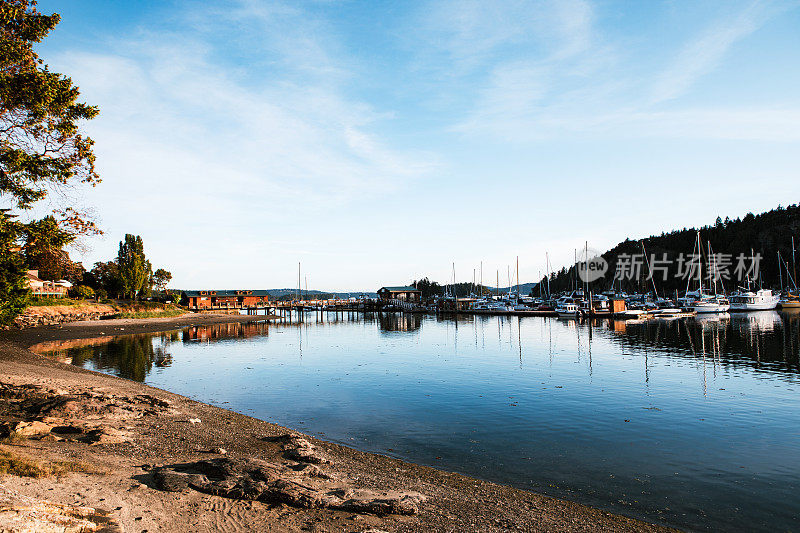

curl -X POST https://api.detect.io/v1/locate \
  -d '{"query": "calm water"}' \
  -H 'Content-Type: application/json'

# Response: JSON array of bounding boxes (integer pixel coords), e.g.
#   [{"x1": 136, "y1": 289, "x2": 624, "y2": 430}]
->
[{"x1": 45, "y1": 312, "x2": 800, "y2": 532}]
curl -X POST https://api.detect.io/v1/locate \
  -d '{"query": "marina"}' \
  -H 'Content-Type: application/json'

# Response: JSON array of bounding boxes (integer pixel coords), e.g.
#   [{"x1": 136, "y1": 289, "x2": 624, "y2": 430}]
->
[{"x1": 43, "y1": 311, "x2": 800, "y2": 532}]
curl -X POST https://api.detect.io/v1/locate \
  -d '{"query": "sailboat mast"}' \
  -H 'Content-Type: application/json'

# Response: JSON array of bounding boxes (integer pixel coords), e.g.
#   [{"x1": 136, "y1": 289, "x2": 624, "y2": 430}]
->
[
  {"x1": 545, "y1": 252, "x2": 551, "y2": 298},
  {"x1": 573, "y1": 249, "x2": 577, "y2": 292},
  {"x1": 793, "y1": 236, "x2": 797, "y2": 288},
  {"x1": 697, "y1": 232, "x2": 703, "y2": 295},
  {"x1": 516, "y1": 256, "x2": 520, "y2": 302},
  {"x1": 584, "y1": 241, "x2": 589, "y2": 296},
  {"x1": 779, "y1": 251, "x2": 784, "y2": 291},
  {"x1": 538, "y1": 270, "x2": 542, "y2": 298},
  {"x1": 708, "y1": 240, "x2": 717, "y2": 296},
  {"x1": 641, "y1": 241, "x2": 659, "y2": 299}
]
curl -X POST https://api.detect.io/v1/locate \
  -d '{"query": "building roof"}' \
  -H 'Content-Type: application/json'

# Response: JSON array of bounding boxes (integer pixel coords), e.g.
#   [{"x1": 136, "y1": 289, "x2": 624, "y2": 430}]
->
[
  {"x1": 378, "y1": 286, "x2": 420, "y2": 292},
  {"x1": 183, "y1": 289, "x2": 271, "y2": 298}
]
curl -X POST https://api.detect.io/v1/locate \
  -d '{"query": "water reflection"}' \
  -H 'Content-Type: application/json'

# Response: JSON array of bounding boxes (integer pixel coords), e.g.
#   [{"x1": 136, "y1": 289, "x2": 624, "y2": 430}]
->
[
  {"x1": 55, "y1": 332, "x2": 179, "y2": 382},
  {"x1": 378, "y1": 313, "x2": 422, "y2": 332},
  {"x1": 607, "y1": 313, "x2": 799, "y2": 375},
  {"x1": 183, "y1": 321, "x2": 271, "y2": 343}
]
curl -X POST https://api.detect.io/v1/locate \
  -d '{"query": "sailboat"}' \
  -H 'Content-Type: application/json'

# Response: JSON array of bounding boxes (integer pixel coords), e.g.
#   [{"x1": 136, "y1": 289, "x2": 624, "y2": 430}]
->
[
  {"x1": 777, "y1": 246, "x2": 800, "y2": 309},
  {"x1": 687, "y1": 233, "x2": 729, "y2": 313},
  {"x1": 641, "y1": 240, "x2": 682, "y2": 316}
]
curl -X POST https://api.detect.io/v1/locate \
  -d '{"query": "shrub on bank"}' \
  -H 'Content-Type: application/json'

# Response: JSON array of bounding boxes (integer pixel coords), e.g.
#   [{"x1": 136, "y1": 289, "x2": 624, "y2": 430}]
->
[{"x1": 27, "y1": 297, "x2": 86, "y2": 307}]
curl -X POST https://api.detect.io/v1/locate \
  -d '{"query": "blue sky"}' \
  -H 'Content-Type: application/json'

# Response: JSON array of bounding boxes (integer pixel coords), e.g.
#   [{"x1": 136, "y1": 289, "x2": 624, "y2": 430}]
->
[{"x1": 34, "y1": 0, "x2": 800, "y2": 290}]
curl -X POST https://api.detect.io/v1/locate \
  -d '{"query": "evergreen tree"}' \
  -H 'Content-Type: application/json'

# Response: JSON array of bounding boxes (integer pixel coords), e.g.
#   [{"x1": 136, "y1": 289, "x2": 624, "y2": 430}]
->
[{"x1": 116, "y1": 234, "x2": 151, "y2": 299}]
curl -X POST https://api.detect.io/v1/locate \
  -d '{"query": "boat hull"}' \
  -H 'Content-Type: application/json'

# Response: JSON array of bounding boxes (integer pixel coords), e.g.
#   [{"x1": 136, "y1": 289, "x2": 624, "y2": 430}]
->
[
  {"x1": 729, "y1": 301, "x2": 779, "y2": 311},
  {"x1": 692, "y1": 303, "x2": 730, "y2": 313}
]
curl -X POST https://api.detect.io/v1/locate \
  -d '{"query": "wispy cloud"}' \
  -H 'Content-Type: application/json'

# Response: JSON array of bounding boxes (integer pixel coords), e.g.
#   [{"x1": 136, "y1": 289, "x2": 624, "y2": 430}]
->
[
  {"x1": 49, "y1": 0, "x2": 437, "y2": 284},
  {"x1": 450, "y1": 0, "x2": 800, "y2": 143},
  {"x1": 416, "y1": 0, "x2": 596, "y2": 73},
  {"x1": 649, "y1": 1, "x2": 790, "y2": 104},
  {"x1": 59, "y1": 3, "x2": 434, "y2": 209}
]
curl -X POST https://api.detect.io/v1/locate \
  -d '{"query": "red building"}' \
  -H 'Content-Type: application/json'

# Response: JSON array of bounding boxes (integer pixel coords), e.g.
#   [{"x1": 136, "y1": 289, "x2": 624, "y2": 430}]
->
[{"x1": 183, "y1": 290, "x2": 270, "y2": 311}]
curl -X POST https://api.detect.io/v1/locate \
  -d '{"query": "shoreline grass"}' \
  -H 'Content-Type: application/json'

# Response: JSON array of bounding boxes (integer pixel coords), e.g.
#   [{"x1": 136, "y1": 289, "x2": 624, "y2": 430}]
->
[
  {"x1": 116, "y1": 309, "x2": 186, "y2": 319},
  {"x1": 0, "y1": 447, "x2": 97, "y2": 478}
]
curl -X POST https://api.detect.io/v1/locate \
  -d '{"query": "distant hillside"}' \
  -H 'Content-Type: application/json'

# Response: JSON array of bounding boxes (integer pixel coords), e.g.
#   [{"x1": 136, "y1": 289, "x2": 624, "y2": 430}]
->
[
  {"x1": 411, "y1": 279, "x2": 539, "y2": 298},
  {"x1": 488, "y1": 282, "x2": 540, "y2": 295},
  {"x1": 543, "y1": 203, "x2": 800, "y2": 294},
  {"x1": 267, "y1": 288, "x2": 377, "y2": 301}
]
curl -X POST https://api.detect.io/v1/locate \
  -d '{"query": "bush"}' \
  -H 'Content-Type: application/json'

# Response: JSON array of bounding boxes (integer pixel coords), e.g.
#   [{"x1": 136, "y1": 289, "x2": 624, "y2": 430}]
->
[
  {"x1": 72, "y1": 285, "x2": 95, "y2": 300},
  {"x1": 95, "y1": 288, "x2": 107, "y2": 300}
]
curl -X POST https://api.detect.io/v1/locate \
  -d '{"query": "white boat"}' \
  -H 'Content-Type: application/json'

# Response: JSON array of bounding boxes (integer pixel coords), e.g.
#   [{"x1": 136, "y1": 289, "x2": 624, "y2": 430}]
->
[
  {"x1": 556, "y1": 302, "x2": 580, "y2": 317},
  {"x1": 652, "y1": 307, "x2": 683, "y2": 316},
  {"x1": 617, "y1": 309, "x2": 646, "y2": 318},
  {"x1": 683, "y1": 232, "x2": 729, "y2": 314},
  {"x1": 473, "y1": 299, "x2": 511, "y2": 312},
  {"x1": 690, "y1": 295, "x2": 730, "y2": 313},
  {"x1": 729, "y1": 288, "x2": 779, "y2": 311}
]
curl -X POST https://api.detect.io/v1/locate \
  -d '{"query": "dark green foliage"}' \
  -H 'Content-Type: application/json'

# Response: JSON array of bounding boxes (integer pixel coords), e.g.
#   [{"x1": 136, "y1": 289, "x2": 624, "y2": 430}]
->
[
  {"x1": 542, "y1": 203, "x2": 800, "y2": 294},
  {"x1": 412, "y1": 277, "x2": 491, "y2": 298},
  {"x1": 116, "y1": 234, "x2": 151, "y2": 299},
  {"x1": 0, "y1": 210, "x2": 28, "y2": 325},
  {"x1": 21, "y1": 214, "x2": 81, "y2": 281},
  {"x1": 84, "y1": 260, "x2": 121, "y2": 297},
  {"x1": 72, "y1": 284, "x2": 93, "y2": 299},
  {"x1": 152, "y1": 268, "x2": 172, "y2": 292}
]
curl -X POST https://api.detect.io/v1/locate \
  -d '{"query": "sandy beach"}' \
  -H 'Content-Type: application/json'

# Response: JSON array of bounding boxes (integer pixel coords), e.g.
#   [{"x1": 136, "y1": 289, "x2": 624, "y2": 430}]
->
[{"x1": 0, "y1": 314, "x2": 675, "y2": 532}]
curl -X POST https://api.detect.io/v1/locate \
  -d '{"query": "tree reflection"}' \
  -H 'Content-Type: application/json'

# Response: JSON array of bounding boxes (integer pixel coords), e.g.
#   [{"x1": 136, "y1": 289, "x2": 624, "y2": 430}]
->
[{"x1": 68, "y1": 332, "x2": 179, "y2": 382}]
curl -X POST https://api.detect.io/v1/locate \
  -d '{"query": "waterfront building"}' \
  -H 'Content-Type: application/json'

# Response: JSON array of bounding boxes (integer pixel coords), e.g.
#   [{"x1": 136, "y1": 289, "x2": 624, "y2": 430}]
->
[
  {"x1": 376, "y1": 286, "x2": 422, "y2": 303},
  {"x1": 183, "y1": 289, "x2": 270, "y2": 311}
]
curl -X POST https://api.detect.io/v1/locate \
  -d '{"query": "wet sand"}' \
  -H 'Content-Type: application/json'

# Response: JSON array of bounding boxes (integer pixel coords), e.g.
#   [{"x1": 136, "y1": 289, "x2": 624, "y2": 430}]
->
[{"x1": 0, "y1": 314, "x2": 676, "y2": 532}]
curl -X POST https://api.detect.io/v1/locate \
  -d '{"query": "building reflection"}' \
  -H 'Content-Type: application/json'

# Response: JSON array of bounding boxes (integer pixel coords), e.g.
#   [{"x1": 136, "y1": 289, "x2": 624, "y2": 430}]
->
[
  {"x1": 182, "y1": 321, "x2": 271, "y2": 342},
  {"x1": 378, "y1": 313, "x2": 422, "y2": 332}
]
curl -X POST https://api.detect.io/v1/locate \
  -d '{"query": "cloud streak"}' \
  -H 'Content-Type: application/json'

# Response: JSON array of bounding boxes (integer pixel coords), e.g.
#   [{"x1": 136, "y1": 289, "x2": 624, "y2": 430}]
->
[{"x1": 649, "y1": 1, "x2": 788, "y2": 104}]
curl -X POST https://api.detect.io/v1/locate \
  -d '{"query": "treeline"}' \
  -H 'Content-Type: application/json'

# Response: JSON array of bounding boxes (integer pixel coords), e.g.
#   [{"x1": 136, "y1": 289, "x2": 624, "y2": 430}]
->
[
  {"x1": 412, "y1": 278, "x2": 493, "y2": 298},
  {"x1": 542, "y1": 203, "x2": 800, "y2": 294},
  {"x1": 81, "y1": 234, "x2": 173, "y2": 300}
]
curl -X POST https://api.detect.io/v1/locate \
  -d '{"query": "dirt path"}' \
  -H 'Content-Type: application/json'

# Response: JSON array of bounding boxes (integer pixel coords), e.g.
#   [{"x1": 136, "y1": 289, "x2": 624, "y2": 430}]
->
[{"x1": 0, "y1": 316, "x2": 676, "y2": 532}]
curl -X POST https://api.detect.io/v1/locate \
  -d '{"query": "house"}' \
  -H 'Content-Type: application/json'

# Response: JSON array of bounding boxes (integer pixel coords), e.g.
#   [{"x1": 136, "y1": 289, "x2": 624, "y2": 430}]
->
[
  {"x1": 26, "y1": 270, "x2": 68, "y2": 298},
  {"x1": 183, "y1": 290, "x2": 270, "y2": 311},
  {"x1": 377, "y1": 286, "x2": 422, "y2": 302}
]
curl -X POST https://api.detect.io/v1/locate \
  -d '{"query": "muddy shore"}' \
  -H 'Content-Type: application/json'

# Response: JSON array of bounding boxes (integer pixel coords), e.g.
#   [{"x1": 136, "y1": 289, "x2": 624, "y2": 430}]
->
[{"x1": 0, "y1": 314, "x2": 676, "y2": 532}]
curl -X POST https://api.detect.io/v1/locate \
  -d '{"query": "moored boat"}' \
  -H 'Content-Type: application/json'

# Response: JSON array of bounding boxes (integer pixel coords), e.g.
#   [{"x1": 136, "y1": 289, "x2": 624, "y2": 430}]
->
[
  {"x1": 779, "y1": 292, "x2": 800, "y2": 309},
  {"x1": 690, "y1": 295, "x2": 730, "y2": 313},
  {"x1": 729, "y1": 288, "x2": 779, "y2": 311}
]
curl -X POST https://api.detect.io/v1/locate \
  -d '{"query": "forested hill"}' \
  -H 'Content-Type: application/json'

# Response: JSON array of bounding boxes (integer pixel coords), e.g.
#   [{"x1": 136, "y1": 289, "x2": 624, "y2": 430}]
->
[{"x1": 543, "y1": 203, "x2": 800, "y2": 294}]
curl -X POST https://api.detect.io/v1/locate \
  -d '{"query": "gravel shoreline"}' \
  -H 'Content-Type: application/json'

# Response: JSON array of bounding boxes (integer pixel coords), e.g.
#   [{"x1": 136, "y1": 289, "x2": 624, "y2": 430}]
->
[{"x1": 0, "y1": 314, "x2": 677, "y2": 532}]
